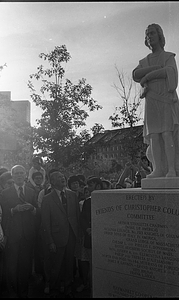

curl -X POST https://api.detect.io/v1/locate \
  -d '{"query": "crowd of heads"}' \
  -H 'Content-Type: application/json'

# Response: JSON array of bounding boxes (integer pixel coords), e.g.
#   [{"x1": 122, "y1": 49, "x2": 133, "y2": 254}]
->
[
  {"x1": 0, "y1": 153, "x2": 152, "y2": 299},
  {"x1": 0, "y1": 151, "x2": 153, "y2": 195}
]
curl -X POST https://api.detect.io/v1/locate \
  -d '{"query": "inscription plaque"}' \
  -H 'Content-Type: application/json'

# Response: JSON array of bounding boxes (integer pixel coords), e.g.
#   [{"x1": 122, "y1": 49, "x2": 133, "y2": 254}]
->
[{"x1": 92, "y1": 189, "x2": 179, "y2": 298}]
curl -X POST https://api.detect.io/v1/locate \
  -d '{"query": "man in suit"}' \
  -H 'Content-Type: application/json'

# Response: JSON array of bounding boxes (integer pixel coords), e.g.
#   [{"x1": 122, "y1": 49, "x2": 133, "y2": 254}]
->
[
  {"x1": 41, "y1": 170, "x2": 80, "y2": 298},
  {"x1": 26, "y1": 171, "x2": 45, "y2": 280},
  {"x1": 1, "y1": 165, "x2": 38, "y2": 298}
]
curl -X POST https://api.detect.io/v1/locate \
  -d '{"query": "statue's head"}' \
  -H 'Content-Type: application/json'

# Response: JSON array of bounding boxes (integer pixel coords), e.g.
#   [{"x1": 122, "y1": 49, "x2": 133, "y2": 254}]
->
[{"x1": 145, "y1": 23, "x2": 165, "y2": 50}]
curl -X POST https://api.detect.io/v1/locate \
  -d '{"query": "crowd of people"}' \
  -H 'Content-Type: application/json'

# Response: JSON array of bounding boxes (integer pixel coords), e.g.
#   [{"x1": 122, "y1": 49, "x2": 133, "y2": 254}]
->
[{"x1": 0, "y1": 154, "x2": 151, "y2": 298}]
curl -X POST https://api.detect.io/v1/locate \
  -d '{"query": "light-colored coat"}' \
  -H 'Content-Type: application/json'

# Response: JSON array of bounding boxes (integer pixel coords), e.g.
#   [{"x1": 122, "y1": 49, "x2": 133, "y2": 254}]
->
[{"x1": 41, "y1": 188, "x2": 80, "y2": 247}]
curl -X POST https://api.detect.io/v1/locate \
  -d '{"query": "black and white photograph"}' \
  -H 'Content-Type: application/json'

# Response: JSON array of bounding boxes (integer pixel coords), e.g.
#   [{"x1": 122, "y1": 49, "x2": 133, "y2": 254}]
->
[{"x1": 0, "y1": 1, "x2": 179, "y2": 298}]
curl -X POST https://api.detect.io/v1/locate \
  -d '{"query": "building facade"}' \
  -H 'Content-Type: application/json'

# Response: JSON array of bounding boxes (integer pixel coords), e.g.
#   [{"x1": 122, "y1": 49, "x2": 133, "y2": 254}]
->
[
  {"x1": 0, "y1": 91, "x2": 32, "y2": 168},
  {"x1": 86, "y1": 125, "x2": 144, "y2": 167},
  {"x1": 0, "y1": 91, "x2": 30, "y2": 124}
]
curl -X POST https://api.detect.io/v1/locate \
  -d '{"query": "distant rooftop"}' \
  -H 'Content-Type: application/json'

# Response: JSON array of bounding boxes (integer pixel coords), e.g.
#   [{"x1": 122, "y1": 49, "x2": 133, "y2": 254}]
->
[{"x1": 87, "y1": 125, "x2": 143, "y2": 146}]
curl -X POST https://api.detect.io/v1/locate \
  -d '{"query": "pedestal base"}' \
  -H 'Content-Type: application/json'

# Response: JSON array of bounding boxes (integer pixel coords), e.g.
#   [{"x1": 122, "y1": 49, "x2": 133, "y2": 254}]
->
[
  {"x1": 141, "y1": 177, "x2": 179, "y2": 189},
  {"x1": 92, "y1": 189, "x2": 179, "y2": 298}
]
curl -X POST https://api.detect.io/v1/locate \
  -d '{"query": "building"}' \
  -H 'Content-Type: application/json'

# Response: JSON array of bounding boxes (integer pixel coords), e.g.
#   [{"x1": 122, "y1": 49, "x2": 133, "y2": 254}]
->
[
  {"x1": 86, "y1": 125, "x2": 144, "y2": 167},
  {"x1": 0, "y1": 91, "x2": 30, "y2": 124},
  {"x1": 0, "y1": 91, "x2": 32, "y2": 168}
]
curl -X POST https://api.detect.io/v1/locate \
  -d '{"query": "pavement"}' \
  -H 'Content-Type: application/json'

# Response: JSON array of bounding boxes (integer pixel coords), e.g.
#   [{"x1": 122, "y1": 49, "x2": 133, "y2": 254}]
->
[{"x1": 1, "y1": 272, "x2": 91, "y2": 298}]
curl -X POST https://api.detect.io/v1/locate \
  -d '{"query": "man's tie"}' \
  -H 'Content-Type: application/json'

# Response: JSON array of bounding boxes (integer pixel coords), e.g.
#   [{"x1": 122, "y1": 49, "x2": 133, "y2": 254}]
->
[
  {"x1": 18, "y1": 186, "x2": 26, "y2": 204},
  {"x1": 61, "y1": 190, "x2": 67, "y2": 212}
]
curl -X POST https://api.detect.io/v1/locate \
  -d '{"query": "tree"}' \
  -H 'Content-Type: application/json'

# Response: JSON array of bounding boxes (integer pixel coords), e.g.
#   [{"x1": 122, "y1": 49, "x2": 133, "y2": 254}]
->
[
  {"x1": 109, "y1": 67, "x2": 146, "y2": 162},
  {"x1": 91, "y1": 123, "x2": 105, "y2": 136},
  {"x1": 109, "y1": 66, "x2": 142, "y2": 128},
  {"x1": 28, "y1": 45, "x2": 102, "y2": 167}
]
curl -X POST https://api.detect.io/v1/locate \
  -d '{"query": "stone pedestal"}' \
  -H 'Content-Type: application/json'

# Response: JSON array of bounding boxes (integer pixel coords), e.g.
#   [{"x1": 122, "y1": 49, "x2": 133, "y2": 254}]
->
[
  {"x1": 91, "y1": 189, "x2": 179, "y2": 298},
  {"x1": 141, "y1": 177, "x2": 179, "y2": 189}
]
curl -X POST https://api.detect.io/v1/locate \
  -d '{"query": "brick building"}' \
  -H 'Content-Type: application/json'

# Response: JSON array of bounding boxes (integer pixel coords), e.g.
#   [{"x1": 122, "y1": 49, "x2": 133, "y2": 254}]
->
[{"x1": 86, "y1": 125, "x2": 144, "y2": 167}]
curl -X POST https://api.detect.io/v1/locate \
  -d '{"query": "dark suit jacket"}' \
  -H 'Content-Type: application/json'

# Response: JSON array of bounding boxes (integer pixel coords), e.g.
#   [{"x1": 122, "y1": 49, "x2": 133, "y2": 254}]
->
[
  {"x1": 80, "y1": 197, "x2": 92, "y2": 249},
  {"x1": 1, "y1": 185, "x2": 38, "y2": 244},
  {"x1": 41, "y1": 188, "x2": 80, "y2": 248},
  {"x1": 80, "y1": 197, "x2": 91, "y2": 233}
]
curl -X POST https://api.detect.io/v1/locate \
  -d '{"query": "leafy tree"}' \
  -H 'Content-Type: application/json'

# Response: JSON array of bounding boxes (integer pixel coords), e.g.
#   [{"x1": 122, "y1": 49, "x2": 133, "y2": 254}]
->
[
  {"x1": 91, "y1": 123, "x2": 105, "y2": 136},
  {"x1": 28, "y1": 45, "x2": 102, "y2": 167},
  {"x1": 118, "y1": 125, "x2": 146, "y2": 163},
  {"x1": 109, "y1": 67, "x2": 146, "y2": 162}
]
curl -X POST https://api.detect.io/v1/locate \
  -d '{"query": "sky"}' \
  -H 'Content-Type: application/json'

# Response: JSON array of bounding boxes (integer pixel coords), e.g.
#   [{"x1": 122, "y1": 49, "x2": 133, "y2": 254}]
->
[{"x1": 0, "y1": 1, "x2": 179, "y2": 131}]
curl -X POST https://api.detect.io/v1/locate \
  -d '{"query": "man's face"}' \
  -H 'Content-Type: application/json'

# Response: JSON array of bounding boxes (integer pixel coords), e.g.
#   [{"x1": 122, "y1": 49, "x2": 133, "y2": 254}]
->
[
  {"x1": 12, "y1": 166, "x2": 26, "y2": 186},
  {"x1": 4, "y1": 179, "x2": 14, "y2": 189},
  {"x1": 84, "y1": 188, "x2": 91, "y2": 199},
  {"x1": 87, "y1": 182, "x2": 96, "y2": 193},
  {"x1": 70, "y1": 181, "x2": 79, "y2": 192},
  {"x1": 33, "y1": 175, "x2": 43, "y2": 186},
  {"x1": 102, "y1": 182, "x2": 110, "y2": 190},
  {"x1": 79, "y1": 185, "x2": 85, "y2": 194},
  {"x1": 52, "y1": 172, "x2": 66, "y2": 190}
]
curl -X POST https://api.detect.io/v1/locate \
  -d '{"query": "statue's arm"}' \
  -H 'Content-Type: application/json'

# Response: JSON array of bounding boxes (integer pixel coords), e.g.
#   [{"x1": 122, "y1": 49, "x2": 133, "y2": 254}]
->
[
  {"x1": 142, "y1": 56, "x2": 178, "y2": 89},
  {"x1": 145, "y1": 67, "x2": 166, "y2": 81},
  {"x1": 165, "y1": 55, "x2": 178, "y2": 91},
  {"x1": 132, "y1": 65, "x2": 161, "y2": 82}
]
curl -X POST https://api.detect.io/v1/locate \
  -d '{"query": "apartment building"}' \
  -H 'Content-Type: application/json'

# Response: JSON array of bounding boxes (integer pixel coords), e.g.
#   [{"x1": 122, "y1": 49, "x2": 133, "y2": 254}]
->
[
  {"x1": 86, "y1": 125, "x2": 144, "y2": 167},
  {"x1": 0, "y1": 91, "x2": 32, "y2": 167}
]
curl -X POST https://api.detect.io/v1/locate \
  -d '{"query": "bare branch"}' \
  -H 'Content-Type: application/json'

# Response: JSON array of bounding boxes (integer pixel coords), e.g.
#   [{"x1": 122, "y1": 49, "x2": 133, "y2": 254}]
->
[{"x1": 110, "y1": 66, "x2": 142, "y2": 128}]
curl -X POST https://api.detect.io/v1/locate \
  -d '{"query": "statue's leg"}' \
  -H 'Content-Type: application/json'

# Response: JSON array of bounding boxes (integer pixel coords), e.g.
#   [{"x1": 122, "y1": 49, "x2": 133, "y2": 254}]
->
[
  {"x1": 162, "y1": 131, "x2": 176, "y2": 177},
  {"x1": 147, "y1": 133, "x2": 164, "y2": 178}
]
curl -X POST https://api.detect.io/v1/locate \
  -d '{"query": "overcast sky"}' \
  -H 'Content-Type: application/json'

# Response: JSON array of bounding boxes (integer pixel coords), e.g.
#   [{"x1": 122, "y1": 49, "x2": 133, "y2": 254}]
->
[{"x1": 0, "y1": 1, "x2": 179, "y2": 130}]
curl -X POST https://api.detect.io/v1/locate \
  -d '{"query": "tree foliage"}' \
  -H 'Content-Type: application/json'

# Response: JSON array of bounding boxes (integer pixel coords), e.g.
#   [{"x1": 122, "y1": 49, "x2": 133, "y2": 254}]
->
[
  {"x1": 119, "y1": 126, "x2": 146, "y2": 163},
  {"x1": 91, "y1": 123, "x2": 105, "y2": 136},
  {"x1": 28, "y1": 45, "x2": 102, "y2": 167}
]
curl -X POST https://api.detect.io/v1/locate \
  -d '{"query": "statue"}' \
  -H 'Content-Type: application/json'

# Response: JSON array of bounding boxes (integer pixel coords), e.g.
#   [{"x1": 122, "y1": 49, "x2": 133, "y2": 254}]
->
[{"x1": 132, "y1": 23, "x2": 179, "y2": 178}]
